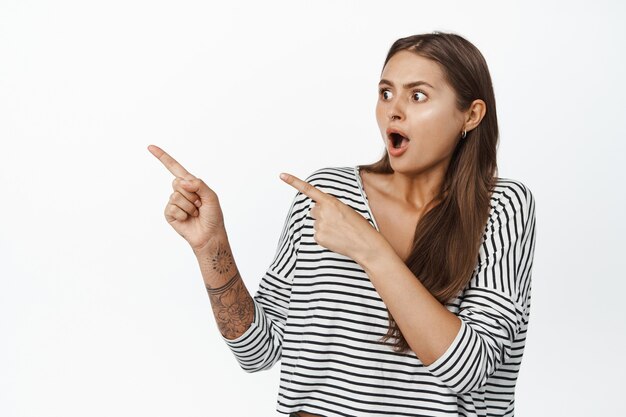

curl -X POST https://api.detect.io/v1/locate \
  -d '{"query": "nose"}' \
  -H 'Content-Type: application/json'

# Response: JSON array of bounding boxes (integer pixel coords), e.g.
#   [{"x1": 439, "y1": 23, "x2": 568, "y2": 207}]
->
[{"x1": 387, "y1": 98, "x2": 404, "y2": 121}]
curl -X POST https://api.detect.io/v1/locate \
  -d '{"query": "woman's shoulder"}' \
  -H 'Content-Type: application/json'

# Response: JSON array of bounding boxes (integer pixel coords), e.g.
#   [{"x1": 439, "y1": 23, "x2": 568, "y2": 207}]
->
[
  {"x1": 493, "y1": 177, "x2": 535, "y2": 201},
  {"x1": 303, "y1": 166, "x2": 358, "y2": 185},
  {"x1": 305, "y1": 165, "x2": 355, "y2": 177},
  {"x1": 491, "y1": 177, "x2": 536, "y2": 222}
]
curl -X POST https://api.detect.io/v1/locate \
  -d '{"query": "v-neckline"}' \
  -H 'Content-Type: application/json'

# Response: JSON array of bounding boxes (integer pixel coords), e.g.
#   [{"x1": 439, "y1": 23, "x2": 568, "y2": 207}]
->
[{"x1": 354, "y1": 165, "x2": 381, "y2": 232}]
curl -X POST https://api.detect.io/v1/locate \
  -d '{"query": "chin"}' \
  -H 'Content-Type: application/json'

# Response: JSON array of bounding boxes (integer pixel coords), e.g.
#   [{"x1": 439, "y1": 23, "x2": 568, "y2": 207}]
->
[
  {"x1": 388, "y1": 156, "x2": 430, "y2": 175},
  {"x1": 387, "y1": 157, "x2": 413, "y2": 172}
]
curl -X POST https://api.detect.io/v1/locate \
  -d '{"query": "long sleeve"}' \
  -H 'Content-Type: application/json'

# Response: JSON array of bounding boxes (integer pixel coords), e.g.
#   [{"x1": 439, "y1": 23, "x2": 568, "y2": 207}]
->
[
  {"x1": 221, "y1": 182, "x2": 311, "y2": 373},
  {"x1": 425, "y1": 181, "x2": 537, "y2": 394}
]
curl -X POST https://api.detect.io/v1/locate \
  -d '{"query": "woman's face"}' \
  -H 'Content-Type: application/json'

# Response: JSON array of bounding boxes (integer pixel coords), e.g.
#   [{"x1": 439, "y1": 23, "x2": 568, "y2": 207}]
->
[{"x1": 375, "y1": 50, "x2": 466, "y2": 174}]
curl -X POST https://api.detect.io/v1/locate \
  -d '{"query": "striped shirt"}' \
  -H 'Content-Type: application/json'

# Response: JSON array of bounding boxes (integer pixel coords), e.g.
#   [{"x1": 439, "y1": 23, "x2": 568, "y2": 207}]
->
[{"x1": 222, "y1": 166, "x2": 537, "y2": 417}]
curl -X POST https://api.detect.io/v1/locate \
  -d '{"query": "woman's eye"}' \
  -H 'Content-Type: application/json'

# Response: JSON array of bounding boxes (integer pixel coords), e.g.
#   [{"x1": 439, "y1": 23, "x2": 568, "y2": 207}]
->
[
  {"x1": 412, "y1": 91, "x2": 427, "y2": 102},
  {"x1": 380, "y1": 89, "x2": 393, "y2": 100}
]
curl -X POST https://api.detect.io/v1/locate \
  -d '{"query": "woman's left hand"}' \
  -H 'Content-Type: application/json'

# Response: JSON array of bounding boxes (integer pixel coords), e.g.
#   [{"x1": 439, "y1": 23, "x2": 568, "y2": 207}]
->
[{"x1": 279, "y1": 172, "x2": 384, "y2": 265}]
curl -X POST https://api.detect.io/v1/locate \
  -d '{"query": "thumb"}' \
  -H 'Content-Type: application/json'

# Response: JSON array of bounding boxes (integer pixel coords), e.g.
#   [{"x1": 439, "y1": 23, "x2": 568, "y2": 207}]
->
[{"x1": 180, "y1": 178, "x2": 216, "y2": 202}]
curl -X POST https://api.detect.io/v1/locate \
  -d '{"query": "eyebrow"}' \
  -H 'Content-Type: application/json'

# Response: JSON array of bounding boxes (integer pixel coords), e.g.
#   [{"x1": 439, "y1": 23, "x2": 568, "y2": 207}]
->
[{"x1": 378, "y1": 79, "x2": 435, "y2": 90}]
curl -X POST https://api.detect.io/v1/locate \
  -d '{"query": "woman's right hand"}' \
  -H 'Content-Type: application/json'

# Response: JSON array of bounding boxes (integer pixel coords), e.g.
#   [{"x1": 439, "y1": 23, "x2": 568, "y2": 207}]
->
[{"x1": 148, "y1": 144, "x2": 225, "y2": 253}]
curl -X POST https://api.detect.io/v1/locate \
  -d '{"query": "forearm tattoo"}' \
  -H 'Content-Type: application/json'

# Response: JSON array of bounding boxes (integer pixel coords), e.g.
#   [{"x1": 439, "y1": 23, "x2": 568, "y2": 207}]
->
[
  {"x1": 204, "y1": 241, "x2": 254, "y2": 339},
  {"x1": 209, "y1": 244, "x2": 234, "y2": 275}
]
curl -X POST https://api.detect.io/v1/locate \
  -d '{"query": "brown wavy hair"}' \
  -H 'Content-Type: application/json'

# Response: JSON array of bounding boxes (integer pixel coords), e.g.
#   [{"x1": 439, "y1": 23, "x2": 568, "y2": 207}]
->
[{"x1": 359, "y1": 32, "x2": 499, "y2": 353}]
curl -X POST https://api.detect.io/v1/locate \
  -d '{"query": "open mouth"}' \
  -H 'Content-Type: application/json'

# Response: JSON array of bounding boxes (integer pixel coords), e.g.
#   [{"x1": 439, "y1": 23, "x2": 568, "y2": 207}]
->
[{"x1": 389, "y1": 132, "x2": 410, "y2": 148}]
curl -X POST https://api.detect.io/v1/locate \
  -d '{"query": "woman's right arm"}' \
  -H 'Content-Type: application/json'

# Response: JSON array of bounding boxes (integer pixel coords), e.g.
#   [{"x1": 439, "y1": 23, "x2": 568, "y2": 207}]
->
[
  {"x1": 149, "y1": 144, "x2": 312, "y2": 371},
  {"x1": 147, "y1": 144, "x2": 255, "y2": 340}
]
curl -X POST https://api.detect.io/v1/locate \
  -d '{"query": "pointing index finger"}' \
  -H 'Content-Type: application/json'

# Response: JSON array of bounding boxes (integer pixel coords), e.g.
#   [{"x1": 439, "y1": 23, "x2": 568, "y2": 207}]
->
[
  {"x1": 280, "y1": 172, "x2": 328, "y2": 202},
  {"x1": 147, "y1": 144, "x2": 194, "y2": 179}
]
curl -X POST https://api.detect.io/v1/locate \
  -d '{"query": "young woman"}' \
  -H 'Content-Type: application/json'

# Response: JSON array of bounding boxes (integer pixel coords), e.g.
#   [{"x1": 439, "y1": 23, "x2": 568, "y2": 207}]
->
[{"x1": 149, "y1": 31, "x2": 536, "y2": 417}]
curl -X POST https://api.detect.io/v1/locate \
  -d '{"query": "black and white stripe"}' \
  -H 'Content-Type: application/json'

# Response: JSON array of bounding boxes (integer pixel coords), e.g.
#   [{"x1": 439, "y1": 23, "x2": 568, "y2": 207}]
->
[{"x1": 222, "y1": 166, "x2": 536, "y2": 417}]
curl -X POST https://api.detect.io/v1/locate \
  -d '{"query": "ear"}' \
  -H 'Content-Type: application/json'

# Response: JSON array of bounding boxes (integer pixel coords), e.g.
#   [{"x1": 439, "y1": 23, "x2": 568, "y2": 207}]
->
[{"x1": 463, "y1": 99, "x2": 487, "y2": 132}]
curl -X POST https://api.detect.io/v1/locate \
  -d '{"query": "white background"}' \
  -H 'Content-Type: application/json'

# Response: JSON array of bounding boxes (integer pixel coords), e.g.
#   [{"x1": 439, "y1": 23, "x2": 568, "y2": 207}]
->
[{"x1": 1, "y1": 1, "x2": 625, "y2": 416}]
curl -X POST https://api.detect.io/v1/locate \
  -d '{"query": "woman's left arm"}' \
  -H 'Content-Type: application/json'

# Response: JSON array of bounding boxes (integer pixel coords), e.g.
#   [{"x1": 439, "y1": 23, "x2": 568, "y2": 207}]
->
[{"x1": 360, "y1": 238, "x2": 463, "y2": 366}]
